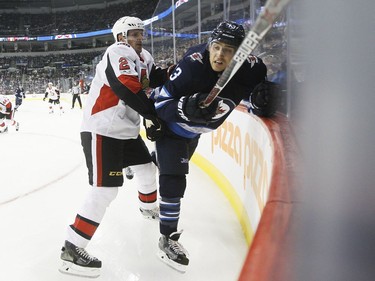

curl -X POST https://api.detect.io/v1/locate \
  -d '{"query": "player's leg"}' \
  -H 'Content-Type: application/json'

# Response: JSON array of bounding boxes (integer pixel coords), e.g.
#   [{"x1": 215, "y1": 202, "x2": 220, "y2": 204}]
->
[
  {"x1": 71, "y1": 95, "x2": 76, "y2": 109},
  {"x1": 123, "y1": 135, "x2": 159, "y2": 220},
  {"x1": 55, "y1": 99, "x2": 64, "y2": 114},
  {"x1": 59, "y1": 133, "x2": 124, "y2": 278},
  {"x1": 154, "y1": 134, "x2": 199, "y2": 272},
  {"x1": 4, "y1": 109, "x2": 19, "y2": 131},
  {"x1": 77, "y1": 95, "x2": 82, "y2": 109},
  {"x1": 0, "y1": 115, "x2": 8, "y2": 133},
  {"x1": 48, "y1": 99, "x2": 53, "y2": 114}
]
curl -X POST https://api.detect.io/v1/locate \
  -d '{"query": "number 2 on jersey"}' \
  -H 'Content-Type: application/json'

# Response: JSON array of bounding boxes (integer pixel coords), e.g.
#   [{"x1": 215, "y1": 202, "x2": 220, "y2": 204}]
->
[{"x1": 119, "y1": 57, "x2": 130, "y2": 71}]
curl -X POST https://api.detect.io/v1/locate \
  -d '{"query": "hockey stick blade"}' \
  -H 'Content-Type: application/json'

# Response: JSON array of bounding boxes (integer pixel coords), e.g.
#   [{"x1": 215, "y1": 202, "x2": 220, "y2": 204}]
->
[{"x1": 200, "y1": 0, "x2": 292, "y2": 108}]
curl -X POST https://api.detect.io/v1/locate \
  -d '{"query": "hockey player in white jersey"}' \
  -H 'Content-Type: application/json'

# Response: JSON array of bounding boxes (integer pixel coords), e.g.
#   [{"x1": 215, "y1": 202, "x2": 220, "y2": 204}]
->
[
  {"x1": 0, "y1": 94, "x2": 19, "y2": 133},
  {"x1": 43, "y1": 82, "x2": 64, "y2": 114},
  {"x1": 59, "y1": 16, "x2": 169, "y2": 278}
]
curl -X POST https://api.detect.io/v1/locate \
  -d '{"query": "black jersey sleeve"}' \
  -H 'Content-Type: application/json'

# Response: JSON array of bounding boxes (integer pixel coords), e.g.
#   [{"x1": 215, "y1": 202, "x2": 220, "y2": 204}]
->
[{"x1": 149, "y1": 64, "x2": 168, "y2": 88}]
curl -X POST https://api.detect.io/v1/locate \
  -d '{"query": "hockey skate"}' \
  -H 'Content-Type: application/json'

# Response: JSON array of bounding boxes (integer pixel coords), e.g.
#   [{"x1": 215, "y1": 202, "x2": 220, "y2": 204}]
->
[
  {"x1": 140, "y1": 206, "x2": 160, "y2": 221},
  {"x1": 158, "y1": 230, "x2": 189, "y2": 273},
  {"x1": 0, "y1": 126, "x2": 8, "y2": 133},
  {"x1": 125, "y1": 166, "x2": 134, "y2": 179},
  {"x1": 15, "y1": 122, "x2": 19, "y2": 131},
  {"x1": 59, "y1": 240, "x2": 101, "y2": 278}
]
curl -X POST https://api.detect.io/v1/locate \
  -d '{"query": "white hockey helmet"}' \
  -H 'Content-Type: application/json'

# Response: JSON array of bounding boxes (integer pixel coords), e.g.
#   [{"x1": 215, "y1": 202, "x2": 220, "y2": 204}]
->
[
  {"x1": 112, "y1": 16, "x2": 144, "y2": 43},
  {"x1": 48, "y1": 82, "x2": 53, "y2": 86}
]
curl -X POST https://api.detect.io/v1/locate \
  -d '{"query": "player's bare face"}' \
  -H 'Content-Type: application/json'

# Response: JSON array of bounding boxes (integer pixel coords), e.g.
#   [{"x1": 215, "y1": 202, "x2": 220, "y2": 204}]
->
[
  {"x1": 209, "y1": 42, "x2": 236, "y2": 72},
  {"x1": 127, "y1": 29, "x2": 144, "y2": 55}
]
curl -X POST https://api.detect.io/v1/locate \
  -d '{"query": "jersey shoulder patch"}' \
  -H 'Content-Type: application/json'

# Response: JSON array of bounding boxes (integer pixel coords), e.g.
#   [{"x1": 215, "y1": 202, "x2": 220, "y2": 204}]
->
[{"x1": 188, "y1": 52, "x2": 204, "y2": 64}]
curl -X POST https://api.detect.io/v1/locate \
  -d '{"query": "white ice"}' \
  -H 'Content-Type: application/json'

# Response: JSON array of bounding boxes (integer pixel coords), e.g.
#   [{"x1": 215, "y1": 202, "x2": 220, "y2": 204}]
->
[{"x1": 0, "y1": 94, "x2": 247, "y2": 281}]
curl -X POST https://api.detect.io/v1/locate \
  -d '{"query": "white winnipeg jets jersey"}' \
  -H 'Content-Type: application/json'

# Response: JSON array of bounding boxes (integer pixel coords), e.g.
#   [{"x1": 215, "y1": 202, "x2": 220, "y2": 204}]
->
[
  {"x1": 80, "y1": 42, "x2": 154, "y2": 139},
  {"x1": 45, "y1": 86, "x2": 59, "y2": 100}
]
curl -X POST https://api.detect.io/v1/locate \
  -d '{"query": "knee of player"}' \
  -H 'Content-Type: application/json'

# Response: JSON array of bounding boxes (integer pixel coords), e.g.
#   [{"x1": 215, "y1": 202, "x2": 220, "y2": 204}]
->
[
  {"x1": 88, "y1": 186, "x2": 119, "y2": 206},
  {"x1": 131, "y1": 162, "x2": 156, "y2": 176},
  {"x1": 132, "y1": 162, "x2": 157, "y2": 188},
  {"x1": 159, "y1": 174, "x2": 187, "y2": 198}
]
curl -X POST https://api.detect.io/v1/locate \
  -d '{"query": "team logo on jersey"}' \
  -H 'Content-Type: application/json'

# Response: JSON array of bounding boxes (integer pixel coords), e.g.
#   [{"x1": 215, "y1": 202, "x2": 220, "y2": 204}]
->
[
  {"x1": 212, "y1": 100, "x2": 231, "y2": 120},
  {"x1": 180, "y1": 157, "x2": 189, "y2": 164},
  {"x1": 247, "y1": 55, "x2": 258, "y2": 68},
  {"x1": 141, "y1": 70, "x2": 150, "y2": 89},
  {"x1": 188, "y1": 52, "x2": 203, "y2": 64}
]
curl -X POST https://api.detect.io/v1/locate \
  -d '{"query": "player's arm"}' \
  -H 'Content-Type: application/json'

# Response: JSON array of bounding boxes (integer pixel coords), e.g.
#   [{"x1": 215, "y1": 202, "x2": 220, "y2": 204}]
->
[
  {"x1": 149, "y1": 64, "x2": 168, "y2": 88},
  {"x1": 241, "y1": 56, "x2": 268, "y2": 91},
  {"x1": 5, "y1": 101, "x2": 12, "y2": 114},
  {"x1": 154, "y1": 59, "x2": 216, "y2": 124},
  {"x1": 105, "y1": 53, "x2": 155, "y2": 116},
  {"x1": 148, "y1": 64, "x2": 176, "y2": 88},
  {"x1": 241, "y1": 56, "x2": 280, "y2": 117},
  {"x1": 43, "y1": 90, "x2": 48, "y2": 101},
  {"x1": 105, "y1": 53, "x2": 164, "y2": 141}
]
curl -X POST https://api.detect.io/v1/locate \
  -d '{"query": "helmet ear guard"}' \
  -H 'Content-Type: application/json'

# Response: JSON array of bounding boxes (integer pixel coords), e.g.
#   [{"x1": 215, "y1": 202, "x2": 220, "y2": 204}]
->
[
  {"x1": 208, "y1": 21, "x2": 245, "y2": 48},
  {"x1": 112, "y1": 16, "x2": 145, "y2": 42}
]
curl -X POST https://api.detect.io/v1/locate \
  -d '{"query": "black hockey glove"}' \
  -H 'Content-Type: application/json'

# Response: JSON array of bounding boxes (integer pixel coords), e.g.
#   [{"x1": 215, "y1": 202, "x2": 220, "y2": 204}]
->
[
  {"x1": 43, "y1": 97, "x2": 46, "y2": 101},
  {"x1": 249, "y1": 81, "x2": 280, "y2": 117},
  {"x1": 178, "y1": 93, "x2": 219, "y2": 124},
  {"x1": 142, "y1": 114, "x2": 164, "y2": 142}
]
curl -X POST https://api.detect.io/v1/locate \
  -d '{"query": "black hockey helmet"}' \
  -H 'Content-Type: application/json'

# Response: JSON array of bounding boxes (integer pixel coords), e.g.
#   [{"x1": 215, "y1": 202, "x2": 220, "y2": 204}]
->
[{"x1": 209, "y1": 21, "x2": 245, "y2": 48}]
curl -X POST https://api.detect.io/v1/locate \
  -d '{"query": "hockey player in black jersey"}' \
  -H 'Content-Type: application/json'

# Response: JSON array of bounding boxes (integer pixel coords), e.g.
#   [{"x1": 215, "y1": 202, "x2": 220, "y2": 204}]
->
[
  {"x1": 151, "y1": 20, "x2": 278, "y2": 272},
  {"x1": 14, "y1": 85, "x2": 25, "y2": 111}
]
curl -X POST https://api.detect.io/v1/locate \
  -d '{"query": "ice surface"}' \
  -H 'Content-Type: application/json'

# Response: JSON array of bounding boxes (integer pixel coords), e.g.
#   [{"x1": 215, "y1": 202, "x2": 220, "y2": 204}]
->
[{"x1": 0, "y1": 94, "x2": 247, "y2": 281}]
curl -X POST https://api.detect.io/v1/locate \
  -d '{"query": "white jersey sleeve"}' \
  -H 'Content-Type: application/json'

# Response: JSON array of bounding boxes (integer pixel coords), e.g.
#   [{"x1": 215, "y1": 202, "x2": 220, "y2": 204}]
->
[{"x1": 80, "y1": 42, "x2": 155, "y2": 139}]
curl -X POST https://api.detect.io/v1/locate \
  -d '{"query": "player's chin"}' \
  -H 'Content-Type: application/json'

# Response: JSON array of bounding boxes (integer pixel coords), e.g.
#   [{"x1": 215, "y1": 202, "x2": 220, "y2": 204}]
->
[{"x1": 212, "y1": 63, "x2": 226, "y2": 72}]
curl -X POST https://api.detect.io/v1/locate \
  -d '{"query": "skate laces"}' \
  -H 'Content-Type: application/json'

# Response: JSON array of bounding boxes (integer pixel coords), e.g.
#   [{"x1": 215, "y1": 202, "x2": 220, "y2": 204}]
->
[
  {"x1": 76, "y1": 247, "x2": 98, "y2": 261},
  {"x1": 168, "y1": 239, "x2": 187, "y2": 255}
]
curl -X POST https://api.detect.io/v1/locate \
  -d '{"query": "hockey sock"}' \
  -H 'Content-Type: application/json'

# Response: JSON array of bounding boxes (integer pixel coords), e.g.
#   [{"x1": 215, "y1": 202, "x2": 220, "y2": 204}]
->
[
  {"x1": 132, "y1": 162, "x2": 158, "y2": 209},
  {"x1": 138, "y1": 190, "x2": 157, "y2": 209},
  {"x1": 159, "y1": 197, "x2": 181, "y2": 236},
  {"x1": 67, "y1": 187, "x2": 118, "y2": 248}
]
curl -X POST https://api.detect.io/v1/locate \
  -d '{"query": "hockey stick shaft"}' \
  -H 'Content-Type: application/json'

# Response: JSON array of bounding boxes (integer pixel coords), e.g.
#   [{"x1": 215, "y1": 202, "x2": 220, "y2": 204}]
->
[{"x1": 201, "y1": 0, "x2": 292, "y2": 107}]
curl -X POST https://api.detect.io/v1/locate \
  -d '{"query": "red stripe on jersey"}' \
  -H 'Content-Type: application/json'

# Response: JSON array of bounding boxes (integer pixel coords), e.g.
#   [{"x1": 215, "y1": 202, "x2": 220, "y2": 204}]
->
[
  {"x1": 96, "y1": 135, "x2": 103, "y2": 186},
  {"x1": 138, "y1": 190, "x2": 157, "y2": 203},
  {"x1": 118, "y1": 74, "x2": 142, "y2": 94},
  {"x1": 91, "y1": 84, "x2": 120, "y2": 115},
  {"x1": 72, "y1": 216, "x2": 98, "y2": 238}
]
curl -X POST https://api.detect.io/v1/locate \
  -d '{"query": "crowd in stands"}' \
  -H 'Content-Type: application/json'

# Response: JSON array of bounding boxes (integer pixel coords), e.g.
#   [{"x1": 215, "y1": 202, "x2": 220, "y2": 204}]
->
[
  {"x1": 0, "y1": 52, "x2": 101, "y2": 95},
  {"x1": 0, "y1": 0, "x2": 287, "y2": 103},
  {"x1": 0, "y1": 0, "x2": 159, "y2": 36}
]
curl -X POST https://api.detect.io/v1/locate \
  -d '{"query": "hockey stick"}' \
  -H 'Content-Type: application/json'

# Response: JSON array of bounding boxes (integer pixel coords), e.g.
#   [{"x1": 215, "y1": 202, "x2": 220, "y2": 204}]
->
[{"x1": 200, "y1": 0, "x2": 292, "y2": 107}]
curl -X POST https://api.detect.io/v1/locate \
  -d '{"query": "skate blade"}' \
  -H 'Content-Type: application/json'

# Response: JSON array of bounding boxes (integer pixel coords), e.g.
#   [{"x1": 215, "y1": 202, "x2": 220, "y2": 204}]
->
[
  {"x1": 157, "y1": 250, "x2": 187, "y2": 273},
  {"x1": 59, "y1": 260, "x2": 100, "y2": 278}
]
